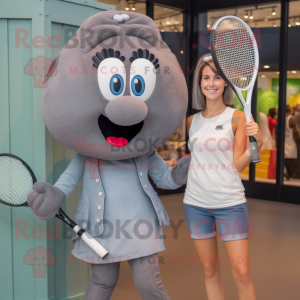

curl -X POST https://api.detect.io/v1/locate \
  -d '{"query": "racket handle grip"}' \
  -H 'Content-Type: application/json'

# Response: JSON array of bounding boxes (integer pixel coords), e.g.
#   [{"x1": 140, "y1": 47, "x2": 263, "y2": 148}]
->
[
  {"x1": 73, "y1": 225, "x2": 108, "y2": 258},
  {"x1": 249, "y1": 136, "x2": 260, "y2": 163}
]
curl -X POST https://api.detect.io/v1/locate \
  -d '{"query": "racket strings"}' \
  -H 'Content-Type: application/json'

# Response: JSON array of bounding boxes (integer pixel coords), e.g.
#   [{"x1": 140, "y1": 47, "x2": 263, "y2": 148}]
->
[
  {"x1": 213, "y1": 18, "x2": 257, "y2": 89},
  {"x1": 0, "y1": 157, "x2": 33, "y2": 205}
]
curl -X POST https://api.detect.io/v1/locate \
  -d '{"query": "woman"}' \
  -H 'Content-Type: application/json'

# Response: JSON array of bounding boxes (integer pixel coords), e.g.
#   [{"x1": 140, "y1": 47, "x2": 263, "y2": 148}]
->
[
  {"x1": 284, "y1": 105, "x2": 297, "y2": 180},
  {"x1": 268, "y1": 108, "x2": 277, "y2": 139},
  {"x1": 184, "y1": 54, "x2": 263, "y2": 300}
]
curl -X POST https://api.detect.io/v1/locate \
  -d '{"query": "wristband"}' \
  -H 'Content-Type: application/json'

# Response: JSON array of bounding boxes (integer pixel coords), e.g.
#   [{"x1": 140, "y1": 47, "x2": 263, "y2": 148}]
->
[{"x1": 245, "y1": 149, "x2": 252, "y2": 157}]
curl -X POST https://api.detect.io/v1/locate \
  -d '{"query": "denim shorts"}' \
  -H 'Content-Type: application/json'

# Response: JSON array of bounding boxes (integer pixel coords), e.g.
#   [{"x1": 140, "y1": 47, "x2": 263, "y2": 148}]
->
[{"x1": 184, "y1": 202, "x2": 249, "y2": 241}]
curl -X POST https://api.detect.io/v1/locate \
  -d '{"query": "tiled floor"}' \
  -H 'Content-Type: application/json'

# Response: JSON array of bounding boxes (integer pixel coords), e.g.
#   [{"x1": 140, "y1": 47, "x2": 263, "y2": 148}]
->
[{"x1": 111, "y1": 193, "x2": 300, "y2": 300}]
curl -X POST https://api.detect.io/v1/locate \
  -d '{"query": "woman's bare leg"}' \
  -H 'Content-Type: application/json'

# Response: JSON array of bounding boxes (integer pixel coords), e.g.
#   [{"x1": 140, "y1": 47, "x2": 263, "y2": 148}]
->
[
  {"x1": 224, "y1": 239, "x2": 256, "y2": 300},
  {"x1": 194, "y1": 237, "x2": 224, "y2": 300}
]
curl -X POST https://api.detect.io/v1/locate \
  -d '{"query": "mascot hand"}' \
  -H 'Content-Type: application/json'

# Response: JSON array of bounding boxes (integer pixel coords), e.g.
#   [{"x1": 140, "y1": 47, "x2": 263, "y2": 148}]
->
[
  {"x1": 27, "y1": 182, "x2": 66, "y2": 220},
  {"x1": 171, "y1": 155, "x2": 191, "y2": 186}
]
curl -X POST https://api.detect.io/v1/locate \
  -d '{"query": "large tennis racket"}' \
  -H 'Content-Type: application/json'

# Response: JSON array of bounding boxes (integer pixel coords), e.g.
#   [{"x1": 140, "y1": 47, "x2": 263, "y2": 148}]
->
[
  {"x1": 210, "y1": 16, "x2": 260, "y2": 163},
  {"x1": 0, "y1": 153, "x2": 108, "y2": 258}
]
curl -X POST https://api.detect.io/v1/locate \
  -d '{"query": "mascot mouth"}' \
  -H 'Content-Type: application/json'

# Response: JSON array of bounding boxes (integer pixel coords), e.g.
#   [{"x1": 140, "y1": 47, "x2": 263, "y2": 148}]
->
[{"x1": 98, "y1": 115, "x2": 144, "y2": 147}]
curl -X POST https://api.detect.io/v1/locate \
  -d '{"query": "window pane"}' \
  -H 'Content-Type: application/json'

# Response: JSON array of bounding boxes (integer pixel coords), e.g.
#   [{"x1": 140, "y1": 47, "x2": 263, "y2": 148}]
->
[
  {"x1": 154, "y1": 6, "x2": 184, "y2": 32},
  {"x1": 97, "y1": 0, "x2": 146, "y2": 15},
  {"x1": 200, "y1": 3, "x2": 281, "y2": 183},
  {"x1": 154, "y1": 5, "x2": 187, "y2": 163},
  {"x1": 283, "y1": 0, "x2": 300, "y2": 186},
  {"x1": 254, "y1": 2, "x2": 281, "y2": 185}
]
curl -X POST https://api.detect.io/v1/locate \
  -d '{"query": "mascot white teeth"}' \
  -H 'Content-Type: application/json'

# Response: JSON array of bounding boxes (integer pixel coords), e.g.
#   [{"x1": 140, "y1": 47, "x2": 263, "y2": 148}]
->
[{"x1": 27, "y1": 10, "x2": 189, "y2": 299}]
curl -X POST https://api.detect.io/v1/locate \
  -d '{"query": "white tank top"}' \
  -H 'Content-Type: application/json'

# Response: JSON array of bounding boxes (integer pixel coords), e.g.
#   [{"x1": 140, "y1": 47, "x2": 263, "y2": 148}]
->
[
  {"x1": 183, "y1": 106, "x2": 246, "y2": 209},
  {"x1": 284, "y1": 115, "x2": 297, "y2": 159}
]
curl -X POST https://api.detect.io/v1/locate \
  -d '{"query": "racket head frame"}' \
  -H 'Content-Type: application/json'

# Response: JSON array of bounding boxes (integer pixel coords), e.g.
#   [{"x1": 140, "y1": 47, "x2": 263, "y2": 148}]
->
[
  {"x1": 0, "y1": 153, "x2": 36, "y2": 207},
  {"x1": 210, "y1": 16, "x2": 261, "y2": 163},
  {"x1": 0, "y1": 153, "x2": 78, "y2": 226},
  {"x1": 210, "y1": 16, "x2": 259, "y2": 121},
  {"x1": 210, "y1": 15, "x2": 259, "y2": 91},
  {"x1": 0, "y1": 153, "x2": 108, "y2": 257}
]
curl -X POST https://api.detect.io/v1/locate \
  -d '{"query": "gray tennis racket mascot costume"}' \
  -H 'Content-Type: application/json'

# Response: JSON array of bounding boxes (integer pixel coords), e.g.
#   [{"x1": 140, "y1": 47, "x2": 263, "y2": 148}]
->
[{"x1": 27, "y1": 11, "x2": 189, "y2": 300}]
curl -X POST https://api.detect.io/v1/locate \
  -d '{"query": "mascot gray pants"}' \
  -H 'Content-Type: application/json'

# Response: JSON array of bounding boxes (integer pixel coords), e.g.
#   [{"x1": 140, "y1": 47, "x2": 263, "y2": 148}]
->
[{"x1": 83, "y1": 253, "x2": 170, "y2": 300}]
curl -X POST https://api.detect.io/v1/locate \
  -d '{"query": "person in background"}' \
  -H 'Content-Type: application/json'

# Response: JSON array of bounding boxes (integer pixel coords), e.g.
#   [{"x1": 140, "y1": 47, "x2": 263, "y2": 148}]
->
[
  {"x1": 268, "y1": 108, "x2": 277, "y2": 138},
  {"x1": 284, "y1": 105, "x2": 297, "y2": 180},
  {"x1": 292, "y1": 105, "x2": 300, "y2": 178}
]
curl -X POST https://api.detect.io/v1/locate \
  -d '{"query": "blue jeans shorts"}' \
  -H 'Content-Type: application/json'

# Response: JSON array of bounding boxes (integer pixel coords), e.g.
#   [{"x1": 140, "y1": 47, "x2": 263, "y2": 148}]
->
[{"x1": 184, "y1": 202, "x2": 249, "y2": 241}]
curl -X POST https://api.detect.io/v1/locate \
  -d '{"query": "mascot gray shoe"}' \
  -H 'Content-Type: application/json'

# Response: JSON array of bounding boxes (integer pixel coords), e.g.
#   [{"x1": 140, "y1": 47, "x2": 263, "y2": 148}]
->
[{"x1": 27, "y1": 10, "x2": 189, "y2": 300}]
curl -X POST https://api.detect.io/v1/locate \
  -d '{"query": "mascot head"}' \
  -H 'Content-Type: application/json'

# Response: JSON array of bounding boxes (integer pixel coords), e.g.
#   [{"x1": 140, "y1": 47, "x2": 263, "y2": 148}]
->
[{"x1": 42, "y1": 11, "x2": 188, "y2": 160}]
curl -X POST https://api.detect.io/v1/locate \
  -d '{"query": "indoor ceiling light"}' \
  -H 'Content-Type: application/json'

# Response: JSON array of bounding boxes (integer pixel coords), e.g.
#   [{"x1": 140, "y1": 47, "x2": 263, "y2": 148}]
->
[
  {"x1": 244, "y1": 11, "x2": 249, "y2": 18},
  {"x1": 132, "y1": 3, "x2": 136, "y2": 10},
  {"x1": 207, "y1": 24, "x2": 210, "y2": 27},
  {"x1": 292, "y1": 71, "x2": 297, "y2": 73},
  {"x1": 264, "y1": 65, "x2": 270, "y2": 68},
  {"x1": 125, "y1": 6, "x2": 129, "y2": 10},
  {"x1": 249, "y1": 11, "x2": 254, "y2": 19},
  {"x1": 288, "y1": 24, "x2": 292, "y2": 27},
  {"x1": 272, "y1": 8, "x2": 276, "y2": 15},
  {"x1": 261, "y1": 75, "x2": 266, "y2": 78},
  {"x1": 277, "y1": 72, "x2": 280, "y2": 74}
]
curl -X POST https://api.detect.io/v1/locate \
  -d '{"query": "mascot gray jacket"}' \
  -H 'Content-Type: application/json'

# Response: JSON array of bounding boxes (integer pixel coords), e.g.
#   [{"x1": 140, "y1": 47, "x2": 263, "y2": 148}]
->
[{"x1": 27, "y1": 11, "x2": 189, "y2": 265}]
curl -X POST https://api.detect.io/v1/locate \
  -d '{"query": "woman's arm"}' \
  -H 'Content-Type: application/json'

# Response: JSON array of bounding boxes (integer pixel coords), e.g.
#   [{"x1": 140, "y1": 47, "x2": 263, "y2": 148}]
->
[
  {"x1": 233, "y1": 111, "x2": 263, "y2": 172},
  {"x1": 186, "y1": 115, "x2": 194, "y2": 137},
  {"x1": 289, "y1": 115, "x2": 296, "y2": 129}
]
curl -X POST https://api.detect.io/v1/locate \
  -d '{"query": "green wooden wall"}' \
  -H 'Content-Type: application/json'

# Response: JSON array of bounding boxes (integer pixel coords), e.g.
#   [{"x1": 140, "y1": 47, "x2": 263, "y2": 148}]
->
[{"x1": 0, "y1": 1, "x2": 117, "y2": 299}]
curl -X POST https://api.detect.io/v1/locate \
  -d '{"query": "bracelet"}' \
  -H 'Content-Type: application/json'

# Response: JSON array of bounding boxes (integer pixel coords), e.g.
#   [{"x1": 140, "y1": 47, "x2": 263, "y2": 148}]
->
[{"x1": 245, "y1": 149, "x2": 252, "y2": 157}]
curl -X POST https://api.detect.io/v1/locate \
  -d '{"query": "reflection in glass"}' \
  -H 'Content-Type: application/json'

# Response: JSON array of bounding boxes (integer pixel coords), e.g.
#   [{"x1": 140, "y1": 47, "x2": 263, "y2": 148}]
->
[
  {"x1": 154, "y1": 5, "x2": 187, "y2": 163},
  {"x1": 98, "y1": 0, "x2": 146, "y2": 15},
  {"x1": 205, "y1": 2, "x2": 282, "y2": 183},
  {"x1": 283, "y1": 0, "x2": 300, "y2": 186},
  {"x1": 154, "y1": 6, "x2": 184, "y2": 32}
]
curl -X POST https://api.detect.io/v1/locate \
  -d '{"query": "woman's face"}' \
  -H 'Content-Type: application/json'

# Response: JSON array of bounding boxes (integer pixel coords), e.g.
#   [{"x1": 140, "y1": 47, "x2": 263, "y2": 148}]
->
[{"x1": 200, "y1": 65, "x2": 227, "y2": 101}]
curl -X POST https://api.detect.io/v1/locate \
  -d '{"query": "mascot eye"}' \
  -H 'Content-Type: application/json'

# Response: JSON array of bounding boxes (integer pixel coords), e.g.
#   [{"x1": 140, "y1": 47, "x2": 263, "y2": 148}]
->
[
  {"x1": 110, "y1": 74, "x2": 124, "y2": 95},
  {"x1": 130, "y1": 59, "x2": 156, "y2": 101},
  {"x1": 131, "y1": 75, "x2": 145, "y2": 96},
  {"x1": 97, "y1": 58, "x2": 126, "y2": 101}
]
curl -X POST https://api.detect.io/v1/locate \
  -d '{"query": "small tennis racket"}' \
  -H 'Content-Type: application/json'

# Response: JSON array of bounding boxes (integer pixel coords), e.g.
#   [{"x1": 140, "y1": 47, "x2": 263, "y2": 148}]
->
[
  {"x1": 210, "y1": 16, "x2": 260, "y2": 163},
  {"x1": 0, "y1": 153, "x2": 108, "y2": 258}
]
